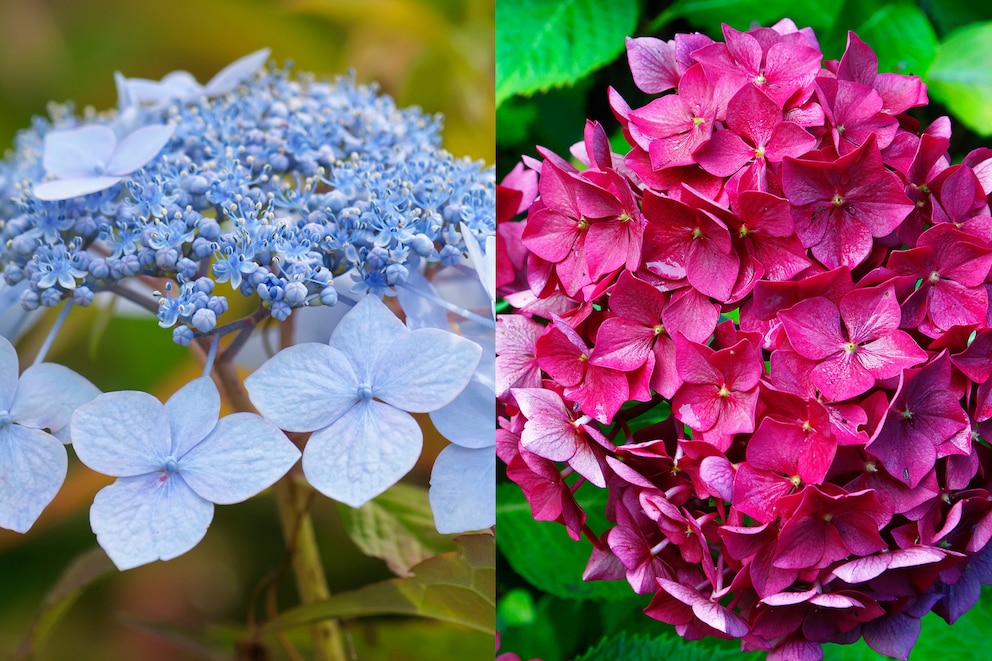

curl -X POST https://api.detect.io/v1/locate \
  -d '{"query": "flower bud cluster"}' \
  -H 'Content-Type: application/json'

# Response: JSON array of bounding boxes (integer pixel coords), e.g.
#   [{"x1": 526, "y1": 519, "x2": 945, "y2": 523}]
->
[{"x1": 0, "y1": 53, "x2": 494, "y2": 342}]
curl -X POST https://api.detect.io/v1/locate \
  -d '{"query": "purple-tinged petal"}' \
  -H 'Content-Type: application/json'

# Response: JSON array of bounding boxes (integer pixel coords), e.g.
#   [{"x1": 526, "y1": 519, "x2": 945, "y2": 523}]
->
[
  {"x1": 71, "y1": 391, "x2": 171, "y2": 476},
  {"x1": 245, "y1": 343, "x2": 359, "y2": 432},
  {"x1": 42, "y1": 125, "x2": 116, "y2": 179},
  {"x1": 373, "y1": 328, "x2": 481, "y2": 412},
  {"x1": 862, "y1": 612, "x2": 920, "y2": 661},
  {"x1": 429, "y1": 445, "x2": 495, "y2": 533},
  {"x1": 165, "y1": 377, "x2": 219, "y2": 458},
  {"x1": 303, "y1": 400, "x2": 421, "y2": 507},
  {"x1": 90, "y1": 472, "x2": 214, "y2": 570},
  {"x1": 106, "y1": 124, "x2": 176, "y2": 176},
  {"x1": 179, "y1": 412, "x2": 299, "y2": 504},
  {"x1": 0, "y1": 425, "x2": 67, "y2": 533},
  {"x1": 626, "y1": 37, "x2": 679, "y2": 94}
]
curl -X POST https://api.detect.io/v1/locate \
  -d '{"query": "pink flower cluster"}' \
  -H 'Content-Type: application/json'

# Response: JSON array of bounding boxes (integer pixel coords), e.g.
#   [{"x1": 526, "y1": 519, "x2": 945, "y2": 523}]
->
[{"x1": 496, "y1": 20, "x2": 992, "y2": 661}]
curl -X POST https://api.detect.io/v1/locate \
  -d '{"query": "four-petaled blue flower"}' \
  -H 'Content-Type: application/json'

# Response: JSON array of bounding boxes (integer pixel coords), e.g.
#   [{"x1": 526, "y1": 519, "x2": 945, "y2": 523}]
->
[
  {"x1": 33, "y1": 123, "x2": 176, "y2": 201},
  {"x1": 245, "y1": 295, "x2": 482, "y2": 508},
  {"x1": 71, "y1": 377, "x2": 300, "y2": 570},
  {"x1": 0, "y1": 336, "x2": 100, "y2": 533}
]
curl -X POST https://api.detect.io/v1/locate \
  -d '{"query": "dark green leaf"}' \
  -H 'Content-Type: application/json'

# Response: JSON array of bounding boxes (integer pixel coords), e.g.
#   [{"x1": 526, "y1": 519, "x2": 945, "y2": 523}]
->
[
  {"x1": 336, "y1": 482, "x2": 458, "y2": 577},
  {"x1": 496, "y1": 0, "x2": 638, "y2": 106},
  {"x1": 921, "y1": 0, "x2": 992, "y2": 36},
  {"x1": 262, "y1": 533, "x2": 494, "y2": 634},
  {"x1": 926, "y1": 22, "x2": 992, "y2": 137},
  {"x1": 497, "y1": 482, "x2": 633, "y2": 601},
  {"x1": 651, "y1": 0, "x2": 840, "y2": 38}
]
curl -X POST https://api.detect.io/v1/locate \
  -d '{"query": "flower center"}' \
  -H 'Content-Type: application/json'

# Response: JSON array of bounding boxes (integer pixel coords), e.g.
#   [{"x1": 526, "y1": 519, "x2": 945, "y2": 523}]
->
[
  {"x1": 831, "y1": 194, "x2": 845, "y2": 207},
  {"x1": 653, "y1": 323, "x2": 665, "y2": 336},
  {"x1": 717, "y1": 385, "x2": 731, "y2": 398},
  {"x1": 357, "y1": 384, "x2": 374, "y2": 401},
  {"x1": 844, "y1": 341, "x2": 858, "y2": 354},
  {"x1": 754, "y1": 145, "x2": 765, "y2": 159},
  {"x1": 0, "y1": 410, "x2": 10, "y2": 427},
  {"x1": 163, "y1": 457, "x2": 179, "y2": 473},
  {"x1": 754, "y1": 73, "x2": 767, "y2": 85}
]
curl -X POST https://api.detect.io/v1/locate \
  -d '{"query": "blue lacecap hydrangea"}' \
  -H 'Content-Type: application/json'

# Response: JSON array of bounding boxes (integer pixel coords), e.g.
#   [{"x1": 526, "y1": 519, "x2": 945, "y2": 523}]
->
[{"x1": 0, "y1": 48, "x2": 495, "y2": 563}]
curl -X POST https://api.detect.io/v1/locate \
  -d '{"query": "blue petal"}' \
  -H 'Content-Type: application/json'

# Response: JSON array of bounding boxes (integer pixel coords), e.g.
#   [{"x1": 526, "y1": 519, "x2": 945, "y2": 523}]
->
[
  {"x1": 203, "y1": 48, "x2": 271, "y2": 96},
  {"x1": 303, "y1": 400, "x2": 421, "y2": 507},
  {"x1": 245, "y1": 343, "x2": 359, "y2": 432},
  {"x1": 372, "y1": 328, "x2": 481, "y2": 412},
  {"x1": 0, "y1": 336, "x2": 21, "y2": 410},
  {"x1": 106, "y1": 124, "x2": 176, "y2": 176},
  {"x1": 13, "y1": 363, "x2": 100, "y2": 442},
  {"x1": 396, "y1": 269, "x2": 449, "y2": 331},
  {"x1": 179, "y1": 412, "x2": 299, "y2": 504},
  {"x1": 126, "y1": 71, "x2": 202, "y2": 104},
  {"x1": 165, "y1": 377, "x2": 219, "y2": 458},
  {"x1": 90, "y1": 472, "x2": 214, "y2": 570},
  {"x1": 42, "y1": 125, "x2": 116, "y2": 179},
  {"x1": 428, "y1": 444, "x2": 495, "y2": 534},
  {"x1": 429, "y1": 377, "x2": 494, "y2": 449},
  {"x1": 0, "y1": 424, "x2": 67, "y2": 533},
  {"x1": 71, "y1": 391, "x2": 170, "y2": 476},
  {"x1": 330, "y1": 295, "x2": 407, "y2": 381},
  {"x1": 33, "y1": 176, "x2": 123, "y2": 202},
  {"x1": 460, "y1": 222, "x2": 496, "y2": 302}
]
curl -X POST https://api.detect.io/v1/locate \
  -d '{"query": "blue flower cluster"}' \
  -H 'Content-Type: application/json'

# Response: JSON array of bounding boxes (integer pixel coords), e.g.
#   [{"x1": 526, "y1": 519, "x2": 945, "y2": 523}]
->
[
  {"x1": 0, "y1": 50, "x2": 495, "y2": 562},
  {"x1": 0, "y1": 49, "x2": 495, "y2": 344}
]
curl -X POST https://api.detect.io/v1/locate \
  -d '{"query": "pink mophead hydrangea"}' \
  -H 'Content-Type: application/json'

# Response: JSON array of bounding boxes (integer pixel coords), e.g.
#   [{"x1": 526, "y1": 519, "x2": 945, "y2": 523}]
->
[{"x1": 498, "y1": 18, "x2": 992, "y2": 661}]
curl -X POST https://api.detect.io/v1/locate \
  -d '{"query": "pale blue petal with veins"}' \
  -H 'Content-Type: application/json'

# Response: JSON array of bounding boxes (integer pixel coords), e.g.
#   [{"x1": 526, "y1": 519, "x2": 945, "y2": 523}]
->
[
  {"x1": 0, "y1": 336, "x2": 99, "y2": 533},
  {"x1": 245, "y1": 294, "x2": 481, "y2": 509},
  {"x1": 71, "y1": 377, "x2": 299, "y2": 569}
]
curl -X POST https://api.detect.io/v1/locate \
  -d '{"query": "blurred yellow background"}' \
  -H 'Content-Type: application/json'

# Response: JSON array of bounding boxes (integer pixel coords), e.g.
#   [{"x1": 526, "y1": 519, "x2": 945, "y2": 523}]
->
[{"x1": 0, "y1": 1, "x2": 493, "y2": 659}]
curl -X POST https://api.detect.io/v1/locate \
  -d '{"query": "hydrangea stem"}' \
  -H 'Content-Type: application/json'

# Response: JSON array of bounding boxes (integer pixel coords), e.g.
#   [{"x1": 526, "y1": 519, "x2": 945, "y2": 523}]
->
[{"x1": 212, "y1": 355, "x2": 349, "y2": 661}]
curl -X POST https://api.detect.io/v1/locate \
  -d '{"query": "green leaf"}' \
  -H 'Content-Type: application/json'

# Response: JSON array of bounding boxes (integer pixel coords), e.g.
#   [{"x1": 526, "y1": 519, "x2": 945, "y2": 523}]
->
[
  {"x1": 822, "y1": 1, "x2": 938, "y2": 73},
  {"x1": 13, "y1": 546, "x2": 116, "y2": 661},
  {"x1": 651, "y1": 0, "x2": 840, "y2": 38},
  {"x1": 495, "y1": 0, "x2": 638, "y2": 106},
  {"x1": 262, "y1": 533, "x2": 494, "y2": 634},
  {"x1": 336, "y1": 482, "x2": 458, "y2": 577},
  {"x1": 926, "y1": 22, "x2": 992, "y2": 137},
  {"x1": 497, "y1": 482, "x2": 635, "y2": 601},
  {"x1": 575, "y1": 632, "x2": 761, "y2": 661},
  {"x1": 921, "y1": 0, "x2": 992, "y2": 36}
]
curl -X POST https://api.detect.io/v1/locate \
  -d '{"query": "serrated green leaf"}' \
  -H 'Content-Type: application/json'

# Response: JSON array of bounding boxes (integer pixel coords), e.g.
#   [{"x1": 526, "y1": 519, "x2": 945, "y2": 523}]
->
[
  {"x1": 13, "y1": 546, "x2": 116, "y2": 661},
  {"x1": 495, "y1": 0, "x2": 638, "y2": 106},
  {"x1": 926, "y1": 22, "x2": 992, "y2": 137},
  {"x1": 262, "y1": 534, "x2": 494, "y2": 634},
  {"x1": 497, "y1": 482, "x2": 634, "y2": 601},
  {"x1": 336, "y1": 482, "x2": 458, "y2": 577},
  {"x1": 576, "y1": 632, "x2": 761, "y2": 661},
  {"x1": 651, "y1": 0, "x2": 840, "y2": 38}
]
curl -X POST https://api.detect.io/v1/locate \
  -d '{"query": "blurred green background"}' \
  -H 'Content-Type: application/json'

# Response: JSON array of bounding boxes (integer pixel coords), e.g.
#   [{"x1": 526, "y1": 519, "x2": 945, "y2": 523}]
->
[{"x1": 0, "y1": 1, "x2": 493, "y2": 659}]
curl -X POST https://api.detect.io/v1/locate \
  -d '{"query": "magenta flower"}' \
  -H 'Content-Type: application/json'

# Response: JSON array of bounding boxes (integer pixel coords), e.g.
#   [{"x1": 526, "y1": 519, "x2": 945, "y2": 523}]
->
[
  {"x1": 782, "y1": 134, "x2": 913, "y2": 268},
  {"x1": 866, "y1": 352, "x2": 970, "y2": 487},
  {"x1": 671, "y1": 336, "x2": 762, "y2": 445},
  {"x1": 628, "y1": 64, "x2": 719, "y2": 170},
  {"x1": 777, "y1": 284, "x2": 927, "y2": 401},
  {"x1": 772, "y1": 486, "x2": 887, "y2": 570}
]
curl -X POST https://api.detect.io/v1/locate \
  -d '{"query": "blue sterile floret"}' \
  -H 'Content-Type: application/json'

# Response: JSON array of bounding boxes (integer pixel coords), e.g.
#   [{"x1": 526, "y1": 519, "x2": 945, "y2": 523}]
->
[{"x1": 0, "y1": 50, "x2": 495, "y2": 344}]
